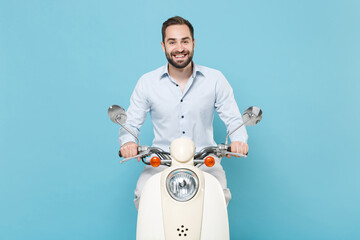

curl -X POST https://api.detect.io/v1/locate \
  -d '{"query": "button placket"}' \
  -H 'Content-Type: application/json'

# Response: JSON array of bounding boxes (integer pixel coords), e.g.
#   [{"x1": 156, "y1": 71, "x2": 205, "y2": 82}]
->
[{"x1": 179, "y1": 97, "x2": 186, "y2": 136}]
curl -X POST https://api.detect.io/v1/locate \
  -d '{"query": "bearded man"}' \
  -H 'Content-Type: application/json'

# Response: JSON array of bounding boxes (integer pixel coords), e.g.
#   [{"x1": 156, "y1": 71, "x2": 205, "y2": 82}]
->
[{"x1": 119, "y1": 16, "x2": 249, "y2": 209}]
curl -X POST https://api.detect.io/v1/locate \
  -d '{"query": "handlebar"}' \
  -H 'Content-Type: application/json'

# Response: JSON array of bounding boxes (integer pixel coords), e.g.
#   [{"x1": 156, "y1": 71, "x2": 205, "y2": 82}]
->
[
  {"x1": 118, "y1": 144, "x2": 247, "y2": 165},
  {"x1": 119, "y1": 146, "x2": 171, "y2": 164}
]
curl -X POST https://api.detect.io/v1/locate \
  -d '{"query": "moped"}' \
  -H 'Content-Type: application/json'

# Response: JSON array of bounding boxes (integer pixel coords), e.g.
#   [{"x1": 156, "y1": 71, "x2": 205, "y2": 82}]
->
[{"x1": 108, "y1": 105, "x2": 262, "y2": 240}]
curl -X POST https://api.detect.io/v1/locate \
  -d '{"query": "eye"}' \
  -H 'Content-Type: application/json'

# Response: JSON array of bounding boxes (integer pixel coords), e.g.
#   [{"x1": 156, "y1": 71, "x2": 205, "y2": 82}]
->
[{"x1": 169, "y1": 41, "x2": 175, "y2": 45}]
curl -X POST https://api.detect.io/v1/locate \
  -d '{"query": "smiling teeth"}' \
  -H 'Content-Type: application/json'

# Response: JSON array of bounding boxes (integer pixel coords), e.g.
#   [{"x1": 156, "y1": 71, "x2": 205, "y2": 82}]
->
[{"x1": 175, "y1": 55, "x2": 185, "y2": 58}]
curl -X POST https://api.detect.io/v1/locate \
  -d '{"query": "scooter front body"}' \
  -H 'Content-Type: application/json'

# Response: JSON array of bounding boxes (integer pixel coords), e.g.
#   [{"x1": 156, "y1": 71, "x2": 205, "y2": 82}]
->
[
  {"x1": 109, "y1": 104, "x2": 263, "y2": 240},
  {"x1": 136, "y1": 164, "x2": 229, "y2": 240}
]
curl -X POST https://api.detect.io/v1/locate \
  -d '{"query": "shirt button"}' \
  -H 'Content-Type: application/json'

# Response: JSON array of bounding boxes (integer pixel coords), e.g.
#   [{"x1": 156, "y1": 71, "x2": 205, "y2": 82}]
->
[
  {"x1": 182, "y1": 131, "x2": 185, "y2": 134},
  {"x1": 180, "y1": 99, "x2": 183, "y2": 102},
  {"x1": 181, "y1": 115, "x2": 184, "y2": 118},
  {"x1": 176, "y1": 84, "x2": 179, "y2": 87}
]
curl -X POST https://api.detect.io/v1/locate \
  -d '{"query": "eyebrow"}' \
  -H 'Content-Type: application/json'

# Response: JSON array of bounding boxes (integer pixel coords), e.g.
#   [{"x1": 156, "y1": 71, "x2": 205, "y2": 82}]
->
[{"x1": 166, "y1": 37, "x2": 191, "y2": 42}]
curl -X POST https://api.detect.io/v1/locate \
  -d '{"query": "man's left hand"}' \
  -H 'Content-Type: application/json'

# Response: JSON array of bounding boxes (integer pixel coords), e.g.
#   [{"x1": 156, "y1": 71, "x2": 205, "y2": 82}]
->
[{"x1": 226, "y1": 141, "x2": 249, "y2": 158}]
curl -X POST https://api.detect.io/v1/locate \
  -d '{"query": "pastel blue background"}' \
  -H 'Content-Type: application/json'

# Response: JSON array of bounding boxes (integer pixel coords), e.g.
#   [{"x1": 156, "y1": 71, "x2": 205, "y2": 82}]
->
[{"x1": 1, "y1": 0, "x2": 359, "y2": 239}]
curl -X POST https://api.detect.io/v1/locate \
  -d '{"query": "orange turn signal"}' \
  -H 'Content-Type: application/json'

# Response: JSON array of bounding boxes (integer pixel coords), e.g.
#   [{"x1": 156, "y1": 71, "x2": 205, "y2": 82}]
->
[
  {"x1": 204, "y1": 156, "x2": 215, "y2": 167},
  {"x1": 150, "y1": 156, "x2": 161, "y2": 167}
]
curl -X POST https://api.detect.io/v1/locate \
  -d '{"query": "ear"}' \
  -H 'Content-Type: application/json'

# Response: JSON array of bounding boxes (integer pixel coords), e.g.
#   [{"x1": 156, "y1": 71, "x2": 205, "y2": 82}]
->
[{"x1": 161, "y1": 41, "x2": 165, "y2": 52}]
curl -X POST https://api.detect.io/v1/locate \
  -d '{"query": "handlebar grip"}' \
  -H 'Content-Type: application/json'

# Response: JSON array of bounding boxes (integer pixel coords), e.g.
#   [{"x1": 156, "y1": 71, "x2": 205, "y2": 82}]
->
[
  {"x1": 118, "y1": 143, "x2": 139, "y2": 158},
  {"x1": 118, "y1": 146, "x2": 140, "y2": 158},
  {"x1": 227, "y1": 146, "x2": 248, "y2": 155}
]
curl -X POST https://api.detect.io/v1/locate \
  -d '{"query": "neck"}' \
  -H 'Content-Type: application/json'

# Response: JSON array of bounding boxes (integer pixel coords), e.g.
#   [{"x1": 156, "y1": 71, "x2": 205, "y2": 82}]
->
[{"x1": 168, "y1": 62, "x2": 193, "y2": 83}]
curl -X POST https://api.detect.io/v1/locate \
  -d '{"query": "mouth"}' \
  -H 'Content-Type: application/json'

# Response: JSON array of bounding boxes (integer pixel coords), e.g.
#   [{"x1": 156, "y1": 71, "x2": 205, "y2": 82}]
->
[{"x1": 173, "y1": 53, "x2": 187, "y2": 60}]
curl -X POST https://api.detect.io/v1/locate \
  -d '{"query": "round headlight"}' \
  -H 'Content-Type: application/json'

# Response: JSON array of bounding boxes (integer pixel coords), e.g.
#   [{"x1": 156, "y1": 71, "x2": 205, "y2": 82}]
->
[{"x1": 166, "y1": 169, "x2": 199, "y2": 202}]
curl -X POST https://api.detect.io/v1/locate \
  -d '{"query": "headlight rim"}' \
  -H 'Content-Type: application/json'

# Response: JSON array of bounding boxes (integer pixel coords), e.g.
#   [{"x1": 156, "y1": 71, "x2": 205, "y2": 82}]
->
[{"x1": 165, "y1": 168, "x2": 199, "y2": 202}]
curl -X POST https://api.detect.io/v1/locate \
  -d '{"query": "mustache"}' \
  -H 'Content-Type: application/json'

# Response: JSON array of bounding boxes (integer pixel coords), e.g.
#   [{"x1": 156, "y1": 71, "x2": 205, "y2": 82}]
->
[{"x1": 171, "y1": 50, "x2": 190, "y2": 55}]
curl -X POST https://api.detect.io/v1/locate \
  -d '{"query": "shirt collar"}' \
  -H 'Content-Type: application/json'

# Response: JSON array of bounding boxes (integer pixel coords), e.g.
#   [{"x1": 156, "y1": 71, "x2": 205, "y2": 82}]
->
[{"x1": 159, "y1": 62, "x2": 204, "y2": 79}]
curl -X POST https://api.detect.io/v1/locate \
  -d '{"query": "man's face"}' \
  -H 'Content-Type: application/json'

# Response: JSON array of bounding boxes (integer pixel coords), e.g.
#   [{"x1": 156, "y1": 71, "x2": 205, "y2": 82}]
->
[{"x1": 161, "y1": 24, "x2": 195, "y2": 69}]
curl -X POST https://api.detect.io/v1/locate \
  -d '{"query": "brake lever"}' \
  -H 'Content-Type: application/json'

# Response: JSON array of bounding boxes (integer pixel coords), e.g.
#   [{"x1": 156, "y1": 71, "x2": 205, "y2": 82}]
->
[
  {"x1": 224, "y1": 151, "x2": 247, "y2": 158},
  {"x1": 120, "y1": 149, "x2": 150, "y2": 164}
]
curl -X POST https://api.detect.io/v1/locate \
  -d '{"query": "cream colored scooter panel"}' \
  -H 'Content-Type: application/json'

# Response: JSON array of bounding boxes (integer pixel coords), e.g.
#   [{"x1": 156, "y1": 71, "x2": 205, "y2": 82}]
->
[
  {"x1": 136, "y1": 172, "x2": 165, "y2": 240},
  {"x1": 161, "y1": 165, "x2": 205, "y2": 240},
  {"x1": 170, "y1": 138, "x2": 195, "y2": 166},
  {"x1": 201, "y1": 172, "x2": 230, "y2": 240}
]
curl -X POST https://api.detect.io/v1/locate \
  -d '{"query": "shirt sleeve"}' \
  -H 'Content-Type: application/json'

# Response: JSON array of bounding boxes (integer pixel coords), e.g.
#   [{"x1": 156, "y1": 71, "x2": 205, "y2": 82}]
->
[
  {"x1": 214, "y1": 72, "x2": 248, "y2": 143},
  {"x1": 119, "y1": 76, "x2": 150, "y2": 146}
]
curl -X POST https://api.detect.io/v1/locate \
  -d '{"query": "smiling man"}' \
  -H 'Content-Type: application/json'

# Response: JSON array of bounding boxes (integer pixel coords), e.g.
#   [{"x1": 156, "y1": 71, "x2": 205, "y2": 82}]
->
[{"x1": 119, "y1": 16, "x2": 248, "y2": 209}]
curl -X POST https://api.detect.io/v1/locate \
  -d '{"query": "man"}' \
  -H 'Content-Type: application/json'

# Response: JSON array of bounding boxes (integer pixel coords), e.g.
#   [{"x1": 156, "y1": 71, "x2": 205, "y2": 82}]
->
[{"x1": 119, "y1": 16, "x2": 248, "y2": 209}]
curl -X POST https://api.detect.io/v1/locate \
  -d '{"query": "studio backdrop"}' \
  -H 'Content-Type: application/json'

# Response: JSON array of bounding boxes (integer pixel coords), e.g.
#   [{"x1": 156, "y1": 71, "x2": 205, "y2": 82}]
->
[{"x1": 0, "y1": 0, "x2": 359, "y2": 239}]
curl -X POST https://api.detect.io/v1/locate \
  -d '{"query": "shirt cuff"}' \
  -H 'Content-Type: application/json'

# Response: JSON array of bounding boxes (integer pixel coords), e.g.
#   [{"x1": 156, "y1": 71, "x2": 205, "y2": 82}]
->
[
  {"x1": 229, "y1": 127, "x2": 248, "y2": 143},
  {"x1": 119, "y1": 134, "x2": 137, "y2": 147}
]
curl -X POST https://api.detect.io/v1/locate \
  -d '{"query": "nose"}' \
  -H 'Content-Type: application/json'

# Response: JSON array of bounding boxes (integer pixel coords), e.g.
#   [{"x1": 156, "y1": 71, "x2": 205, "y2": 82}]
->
[{"x1": 175, "y1": 42, "x2": 185, "y2": 52}]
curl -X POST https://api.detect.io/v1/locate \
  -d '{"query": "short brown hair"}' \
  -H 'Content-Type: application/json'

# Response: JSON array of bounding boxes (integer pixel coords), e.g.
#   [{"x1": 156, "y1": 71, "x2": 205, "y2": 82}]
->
[{"x1": 162, "y1": 16, "x2": 194, "y2": 42}]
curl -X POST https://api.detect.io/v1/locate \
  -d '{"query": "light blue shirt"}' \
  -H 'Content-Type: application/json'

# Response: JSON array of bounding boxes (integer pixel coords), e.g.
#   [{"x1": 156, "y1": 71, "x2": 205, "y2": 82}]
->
[{"x1": 119, "y1": 63, "x2": 248, "y2": 152}]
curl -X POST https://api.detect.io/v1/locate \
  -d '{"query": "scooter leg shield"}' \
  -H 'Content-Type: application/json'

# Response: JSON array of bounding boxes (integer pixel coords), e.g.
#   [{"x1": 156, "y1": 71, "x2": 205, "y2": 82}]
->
[
  {"x1": 136, "y1": 169, "x2": 229, "y2": 240},
  {"x1": 136, "y1": 172, "x2": 165, "y2": 240},
  {"x1": 201, "y1": 172, "x2": 230, "y2": 240},
  {"x1": 160, "y1": 166, "x2": 205, "y2": 240}
]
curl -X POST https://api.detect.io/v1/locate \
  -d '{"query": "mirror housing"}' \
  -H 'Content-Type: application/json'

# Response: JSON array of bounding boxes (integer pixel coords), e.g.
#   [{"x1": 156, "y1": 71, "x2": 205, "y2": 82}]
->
[
  {"x1": 108, "y1": 104, "x2": 140, "y2": 145},
  {"x1": 225, "y1": 106, "x2": 263, "y2": 145},
  {"x1": 242, "y1": 106, "x2": 262, "y2": 126},
  {"x1": 108, "y1": 105, "x2": 127, "y2": 125}
]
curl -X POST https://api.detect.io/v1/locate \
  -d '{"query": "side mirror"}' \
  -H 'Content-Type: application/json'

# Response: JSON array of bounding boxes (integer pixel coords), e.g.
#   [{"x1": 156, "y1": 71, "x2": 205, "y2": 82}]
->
[
  {"x1": 242, "y1": 106, "x2": 263, "y2": 126},
  {"x1": 108, "y1": 105, "x2": 140, "y2": 145},
  {"x1": 225, "y1": 106, "x2": 263, "y2": 145},
  {"x1": 108, "y1": 105, "x2": 127, "y2": 125}
]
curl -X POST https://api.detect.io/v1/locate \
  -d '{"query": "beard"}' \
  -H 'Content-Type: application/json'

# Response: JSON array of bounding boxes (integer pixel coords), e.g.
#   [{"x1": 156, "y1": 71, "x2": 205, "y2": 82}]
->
[{"x1": 165, "y1": 48, "x2": 194, "y2": 69}]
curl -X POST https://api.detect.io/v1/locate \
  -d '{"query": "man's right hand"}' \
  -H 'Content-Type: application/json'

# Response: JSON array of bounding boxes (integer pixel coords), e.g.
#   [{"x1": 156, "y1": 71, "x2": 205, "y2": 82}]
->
[{"x1": 120, "y1": 141, "x2": 140, "y2": 161}]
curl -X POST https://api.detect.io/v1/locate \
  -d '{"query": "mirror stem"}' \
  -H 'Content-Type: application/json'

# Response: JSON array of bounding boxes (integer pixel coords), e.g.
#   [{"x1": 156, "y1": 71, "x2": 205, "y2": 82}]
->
[
  {"x1": 116, "y1": 119, "x2": 140, "y2": 145},
  {"x1": 225, "y1": 118, "x2": 251, "y2": 146}
]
